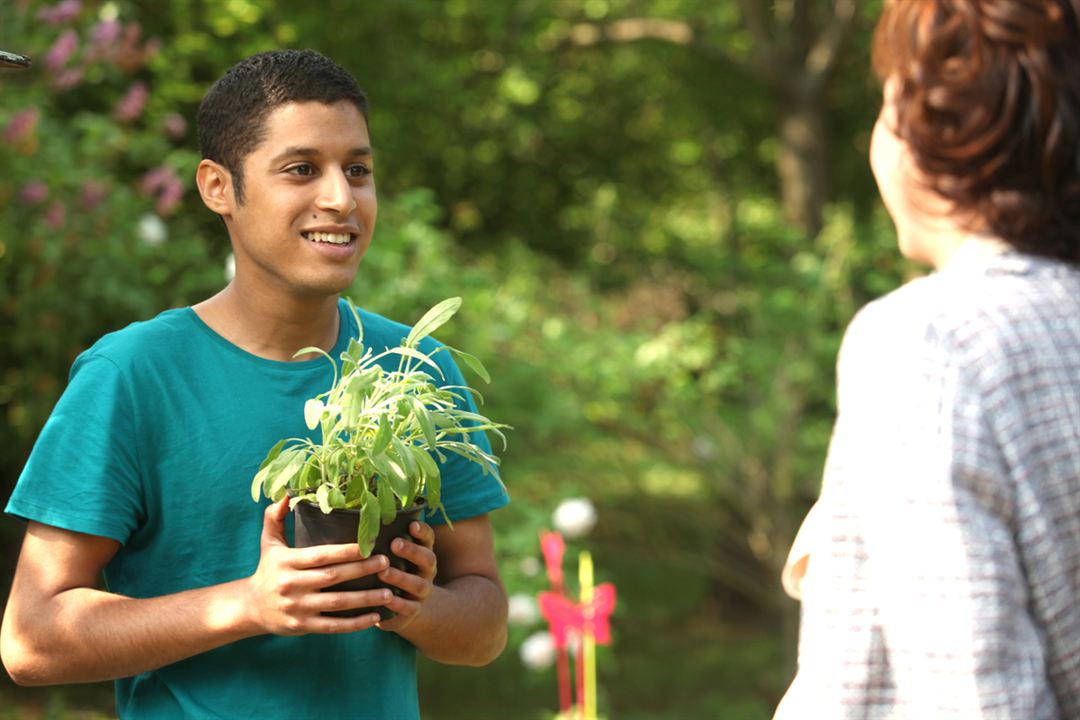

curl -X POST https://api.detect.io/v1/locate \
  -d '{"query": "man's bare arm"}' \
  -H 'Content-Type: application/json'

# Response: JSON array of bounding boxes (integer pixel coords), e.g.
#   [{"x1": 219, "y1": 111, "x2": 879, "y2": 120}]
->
[
  {"x1": 377, "y1": 514, "x2": 508, "y2": 666},
  {"x1": 1, "y1": 500, "x2": 390, "y2": 686}
]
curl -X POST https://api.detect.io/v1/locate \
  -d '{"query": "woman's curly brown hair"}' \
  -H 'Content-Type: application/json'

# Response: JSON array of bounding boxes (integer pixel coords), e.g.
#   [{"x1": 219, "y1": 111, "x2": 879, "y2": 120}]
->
[{"x1": 873, "y1": 0, "x2": 1080, "y2": 261}]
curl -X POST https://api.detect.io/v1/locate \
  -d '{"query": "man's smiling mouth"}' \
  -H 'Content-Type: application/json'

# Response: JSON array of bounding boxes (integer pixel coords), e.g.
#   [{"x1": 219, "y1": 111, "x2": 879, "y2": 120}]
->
[{"x1": 301, "y1": 231, "x2": 354, "y2": 245}]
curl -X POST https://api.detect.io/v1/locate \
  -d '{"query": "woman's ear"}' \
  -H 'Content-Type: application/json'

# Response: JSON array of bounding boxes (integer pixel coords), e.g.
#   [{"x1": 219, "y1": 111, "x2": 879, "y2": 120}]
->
[{"x1": 196, "y1": 159, "x2": 234, "y2": 216}]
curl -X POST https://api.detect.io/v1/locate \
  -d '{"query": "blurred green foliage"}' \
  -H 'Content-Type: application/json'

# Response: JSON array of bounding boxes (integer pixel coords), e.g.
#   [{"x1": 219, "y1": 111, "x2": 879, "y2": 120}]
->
[{"x1": 1, "y1": 0, "x2": 913, "y2": 717}]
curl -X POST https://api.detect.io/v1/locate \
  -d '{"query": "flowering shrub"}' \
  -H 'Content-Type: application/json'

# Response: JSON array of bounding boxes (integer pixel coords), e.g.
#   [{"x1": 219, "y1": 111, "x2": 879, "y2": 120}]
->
[{"x1": 0, "y1": 0, "x2": 224, "y2": 497}]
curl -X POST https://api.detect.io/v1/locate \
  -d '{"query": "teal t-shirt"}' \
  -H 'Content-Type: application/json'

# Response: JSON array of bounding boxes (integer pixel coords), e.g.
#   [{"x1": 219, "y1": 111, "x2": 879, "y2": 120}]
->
[{"x1": 6, "y1": 299, "x2": 509, "y2": 719}]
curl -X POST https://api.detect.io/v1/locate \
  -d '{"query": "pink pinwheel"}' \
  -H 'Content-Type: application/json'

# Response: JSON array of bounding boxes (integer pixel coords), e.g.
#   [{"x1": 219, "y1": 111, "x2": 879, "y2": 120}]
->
[
  {"x1": 540, "y1": 531, "x2": 565, "y2": 589},
  {"x1": 538, "y1": 583, "x2": 617, "y2": 647}
]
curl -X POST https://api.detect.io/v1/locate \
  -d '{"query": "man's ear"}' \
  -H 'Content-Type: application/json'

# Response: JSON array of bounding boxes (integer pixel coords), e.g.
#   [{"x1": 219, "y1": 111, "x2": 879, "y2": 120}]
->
[{"x1": 196, "y1": 159, "x2": 235, "y2": 216}]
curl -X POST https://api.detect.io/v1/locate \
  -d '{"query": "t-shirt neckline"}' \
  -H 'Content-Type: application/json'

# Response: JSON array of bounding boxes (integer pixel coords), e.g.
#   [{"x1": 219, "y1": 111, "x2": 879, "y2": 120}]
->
[{"x1": 181, "y1": 299, "x2": 353, "y2": 372}]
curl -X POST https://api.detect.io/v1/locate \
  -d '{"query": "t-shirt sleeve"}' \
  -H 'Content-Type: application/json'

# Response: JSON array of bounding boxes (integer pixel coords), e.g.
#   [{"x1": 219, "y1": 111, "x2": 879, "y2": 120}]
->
[
  {"x1": 6, "y1": 352, "x2": 144, "y2": 544},
  {"x1": 426, "y1": 342, "x2": 509, "y2": 524}
]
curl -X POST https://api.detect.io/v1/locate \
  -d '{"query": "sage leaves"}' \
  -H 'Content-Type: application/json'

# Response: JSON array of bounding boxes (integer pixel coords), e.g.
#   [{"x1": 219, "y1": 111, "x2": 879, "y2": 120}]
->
[{"x1": 250, "y1": 297, "x2": 509, "y2": 555}]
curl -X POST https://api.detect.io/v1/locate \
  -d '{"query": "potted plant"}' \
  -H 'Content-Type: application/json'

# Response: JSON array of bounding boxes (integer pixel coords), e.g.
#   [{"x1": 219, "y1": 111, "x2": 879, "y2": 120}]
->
[{"x1": 250, "y1": 297, "x2": 507, "y2": 618}]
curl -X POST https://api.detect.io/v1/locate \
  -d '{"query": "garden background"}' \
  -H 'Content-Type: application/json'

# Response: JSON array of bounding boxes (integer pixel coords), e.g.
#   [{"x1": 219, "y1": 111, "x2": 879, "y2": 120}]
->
[{"x1": 1, "y1": 0, "x2": 915, "y2": 718}]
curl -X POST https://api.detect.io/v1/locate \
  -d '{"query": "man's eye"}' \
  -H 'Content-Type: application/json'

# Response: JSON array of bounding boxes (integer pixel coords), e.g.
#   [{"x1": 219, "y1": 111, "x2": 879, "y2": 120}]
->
[
  {"x1": 347, "y1": 164, "x2": 372, "y2": 178},
  {"x1": 288, "y1": 164, "x2": 314, "y2": 176}
]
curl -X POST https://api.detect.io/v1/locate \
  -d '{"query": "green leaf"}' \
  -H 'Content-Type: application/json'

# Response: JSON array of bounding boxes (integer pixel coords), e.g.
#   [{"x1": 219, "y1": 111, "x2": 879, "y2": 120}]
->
[
  {"x1": 376, "y1": 475, "x2": 397, "y2": 523},
  {"x1": 345, "y1": 466, "x2": 368, "y2": 504},
  {"x1": 268, "y1": 450, "x2": 306, "y2": 501},
  {"x1": 258, "y1": 439, "x2": 287, "y2": 472},
  {"x1": 304, "y1": 399, "x2": 324, "y2": 431},
  {"x1": 298, "y1": 457, "x2": 320, "y2": 489},
  {"x1": 327, "y1": 486, "x2": 347, "y2": 508},
  {"x1": 425, "y1": 464, "x2": 442, "y2": 518},
  {"x1": 345, "y1": 297, "x2": 364, "y2": 345},
  {"x1": 387, "y1": 347, "x2": 445, "y2": 377},
  {"x1": 251, "y1": 465, "x2": 270, "y2": 503},
  {"x1": 371, "y1": 452, "x2": 409, "y2": 499},
  {"x1": 251, "y1": 439, "x2": 288, "y2": 502},
  {"x1": 409, "y1": 397, "x2": 438, "y2": 449},
  {"x1": 316, "y1": 484, "x2": 332, "y2": 514},
  {"x1": 289, "y1": 493, "x2": 315, "y2": 511},
  {"x1": 294, "y1": 346, "x2": 338, "y2": 389},
  {"x1": 405, "y1": 297, "x2": 461, "y2": 348},
  {"x1": 345, "y1": 337, "x2": 364, "y2": 363},
  {"x1": 293, "y1": 345, "x2": 334, "y2": 363},
  {"x1": 261, "y1": 448, "x2": 295, "y2": 498},
  {"x1": 371, "y1": 415, "x2": 393, "y2": 455},
  {"x1": 390, "y1": 436, "x2": 419, "y2": 483},
  {"x1": 413, "y1": 446, "x2": 439, "y2": 480},
  {"x1": 448, "y1": 347, "x2": 491, "y2": 383},
  {"x1": 411, "y1": 447, "x2": 439, "y2": 507},
  {"x1": 357, "y1": 492, "x2": 381, "y2": 557}
]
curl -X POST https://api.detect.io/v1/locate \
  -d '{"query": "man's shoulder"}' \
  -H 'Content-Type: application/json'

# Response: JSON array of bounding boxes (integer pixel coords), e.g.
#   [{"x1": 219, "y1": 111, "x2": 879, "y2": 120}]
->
[{"x1": 79, "y1": 307, "x2": 195, "y2": 369}]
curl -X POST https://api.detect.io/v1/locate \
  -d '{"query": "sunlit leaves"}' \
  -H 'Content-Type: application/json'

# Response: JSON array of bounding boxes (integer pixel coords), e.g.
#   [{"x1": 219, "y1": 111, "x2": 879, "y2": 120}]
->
[
  {"x1": 405, "y1": 296, "x2": 462, "y2": 348},
  {"x1": 304, "y1": 399, "x2": 324, "y2": 431},
  {"x1": 250, "y1": 297, "x2": 508, "y2": 553}
]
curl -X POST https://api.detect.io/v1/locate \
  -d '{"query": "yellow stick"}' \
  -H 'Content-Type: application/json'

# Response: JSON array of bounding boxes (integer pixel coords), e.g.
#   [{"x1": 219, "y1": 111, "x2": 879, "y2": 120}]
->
[{"x1": 579, "y1": 551, "x2": 596, "y2": 720}]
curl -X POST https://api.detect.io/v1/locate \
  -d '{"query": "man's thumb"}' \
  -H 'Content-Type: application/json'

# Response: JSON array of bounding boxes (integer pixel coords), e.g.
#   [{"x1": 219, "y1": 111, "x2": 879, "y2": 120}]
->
[{"x1": 261, "y1": 497, "x2": 290, "y2": 547}]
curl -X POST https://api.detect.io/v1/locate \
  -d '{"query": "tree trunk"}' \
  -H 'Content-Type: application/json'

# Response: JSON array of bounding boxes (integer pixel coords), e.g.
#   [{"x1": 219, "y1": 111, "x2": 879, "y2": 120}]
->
[{"x1": 776, "y1": 88, "x2": 828, "y2": 238}]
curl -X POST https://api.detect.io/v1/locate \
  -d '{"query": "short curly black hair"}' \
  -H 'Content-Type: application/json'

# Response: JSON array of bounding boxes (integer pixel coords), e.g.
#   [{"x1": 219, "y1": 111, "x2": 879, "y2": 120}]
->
[
  {"x1": 873, "y1": 0, "x2": 1080, "y2": 262},
  {"x1": 197, "y1": 49, "x2": 370, "y2": 203}
]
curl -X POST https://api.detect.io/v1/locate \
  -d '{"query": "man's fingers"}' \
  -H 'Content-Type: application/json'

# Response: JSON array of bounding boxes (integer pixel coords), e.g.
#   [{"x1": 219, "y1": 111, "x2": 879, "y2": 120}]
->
[
  {"x1": 378, "y1": 566, "x2": 431, "y2": 599},
  {"x1": 409, "y1": 521, "x2": 435, "y2": 548},
  {"x1": 306, "y1": 556, "x2": 390, "y2": 588},
  {"x1": 391, "y1": 537, "x2": 436, "y2": 579},
  {"x1": 307, "y1": 612, "x2": 383, "y2": 634},
  {"x1": 291, "y1": 543, "x2": 377, "y2": 569},
  {"x1": 310, "y1": 588, "x2": 394, "y2": 614},
  {"x1": 376, "y1": 595, "x2": 422, "y2": 632}
]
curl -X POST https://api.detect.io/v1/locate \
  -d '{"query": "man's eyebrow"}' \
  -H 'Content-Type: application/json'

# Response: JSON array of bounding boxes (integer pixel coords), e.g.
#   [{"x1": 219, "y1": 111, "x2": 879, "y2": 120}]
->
[{"x1": 269, "y1": 146, "x2": 373, "y2": 165}]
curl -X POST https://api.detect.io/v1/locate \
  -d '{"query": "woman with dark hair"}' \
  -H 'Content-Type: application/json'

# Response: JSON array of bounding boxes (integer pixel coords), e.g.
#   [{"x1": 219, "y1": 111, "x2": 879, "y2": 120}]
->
[{"x1": 776, "y1": 1, "x2": 1080, "y2": 717}]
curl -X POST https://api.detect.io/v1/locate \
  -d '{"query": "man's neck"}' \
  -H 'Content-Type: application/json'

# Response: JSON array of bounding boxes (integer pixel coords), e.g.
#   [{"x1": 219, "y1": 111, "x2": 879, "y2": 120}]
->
[{"x1": 193, "y1": 283, "x2": 341, "y2": 362}]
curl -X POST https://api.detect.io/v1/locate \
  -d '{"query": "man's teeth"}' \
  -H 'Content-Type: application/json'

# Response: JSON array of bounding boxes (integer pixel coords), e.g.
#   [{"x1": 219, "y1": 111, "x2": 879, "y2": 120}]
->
[{"x1": 304, "y1": 232, "x2": 352, "y2": 245}]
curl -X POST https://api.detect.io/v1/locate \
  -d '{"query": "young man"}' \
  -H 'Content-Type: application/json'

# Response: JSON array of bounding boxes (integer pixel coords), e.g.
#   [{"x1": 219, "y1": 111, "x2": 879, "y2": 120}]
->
[{"x1": 0, "y1": 50, "x2": 509, "y2": 719}]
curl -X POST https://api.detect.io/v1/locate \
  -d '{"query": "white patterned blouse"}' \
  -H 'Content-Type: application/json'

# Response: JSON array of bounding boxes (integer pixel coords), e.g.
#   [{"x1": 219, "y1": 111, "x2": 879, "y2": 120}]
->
[{"x1": 776, "y1": 245, "x2": 1080, "y2": 719}]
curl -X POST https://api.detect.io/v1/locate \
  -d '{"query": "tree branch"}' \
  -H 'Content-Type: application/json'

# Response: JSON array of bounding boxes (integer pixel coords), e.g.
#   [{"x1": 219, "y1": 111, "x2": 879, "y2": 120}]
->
[
  {"x1": 805, "y1": 0, "x2": 857, "y2": 79},
  {"x1": 558, "y1": 17, "x2": 758, "y2": 82},
  {"x1": 566, "y1": 18, "x2": 693, "y2": 47}
]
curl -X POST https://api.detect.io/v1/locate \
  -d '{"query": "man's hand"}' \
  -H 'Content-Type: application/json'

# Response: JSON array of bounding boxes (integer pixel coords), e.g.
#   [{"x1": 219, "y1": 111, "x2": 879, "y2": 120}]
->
[
  {"x1": 375, "y1": 520, "x2": 437, "y2": 632},
  {"x1": 244, "y1": 498, "x2": 392, "y2": 635}
]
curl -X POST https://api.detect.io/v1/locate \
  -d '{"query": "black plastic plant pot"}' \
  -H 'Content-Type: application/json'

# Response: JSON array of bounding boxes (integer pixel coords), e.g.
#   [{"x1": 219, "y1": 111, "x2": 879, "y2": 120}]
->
[{"x1": 292, "y1": 498, "x2": 426, "y2": 620}]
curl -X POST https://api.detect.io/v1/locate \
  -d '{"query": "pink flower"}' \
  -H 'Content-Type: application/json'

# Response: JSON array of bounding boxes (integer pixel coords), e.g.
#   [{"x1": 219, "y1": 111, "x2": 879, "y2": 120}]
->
[
  {"x1": 90, "y1": 18, "x2": 120, "y2": 47},
  {"x1": 44, "y1": 29, "x2": 79, "y2": 72},
  {"x1": 37, "y1": 0, "x2": 82, "y2": 25},
  {"x1": 44, "y1": 201, "x2": 66, "y2": 229},
  {"x1": 115, "y1": 23, "x2": 146, "y2": 71},
  {"x1": 19, "y1": 181, "x2": 49, "y2": 204},
  {"x1": 143, "y1": 37, "x2": 162, "y2": 59},
  {"x1": 139, "y1": 166, "x2": 173, "y2": 195},
  {"x1": 3, "y1": 107, "x2": 40, "y2": 145},
  {"x1": 162, "y1": 112, "x2": 187, "y2": 140},
  {"x1": 139, "y1": 166, "x2": 184, "y2": 217},
  {"x1": 114, "y1": 81, "x2": 148, "y2": 122},
  {"x1": 156, "y1": 179, "x2": 183, "y2": 216},
  {"x1": 51, "y1": 67, "x2": 85, "y2": 90},
  {"x1": 80, "y1": 180, "x2": 109, "y2": 210}
]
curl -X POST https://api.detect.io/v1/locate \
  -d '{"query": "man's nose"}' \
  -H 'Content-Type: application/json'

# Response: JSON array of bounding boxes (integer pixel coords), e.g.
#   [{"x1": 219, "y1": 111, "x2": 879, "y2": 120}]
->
[{"x1": 315, "y1": 168, "x2": 357, "y2": 215}]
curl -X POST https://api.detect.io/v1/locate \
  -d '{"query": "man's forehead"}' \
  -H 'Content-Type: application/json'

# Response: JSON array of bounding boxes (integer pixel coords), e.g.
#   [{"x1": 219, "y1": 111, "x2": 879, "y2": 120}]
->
[{"x1": 255, "y1": 100, "x2": 370, "y2": 152}]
